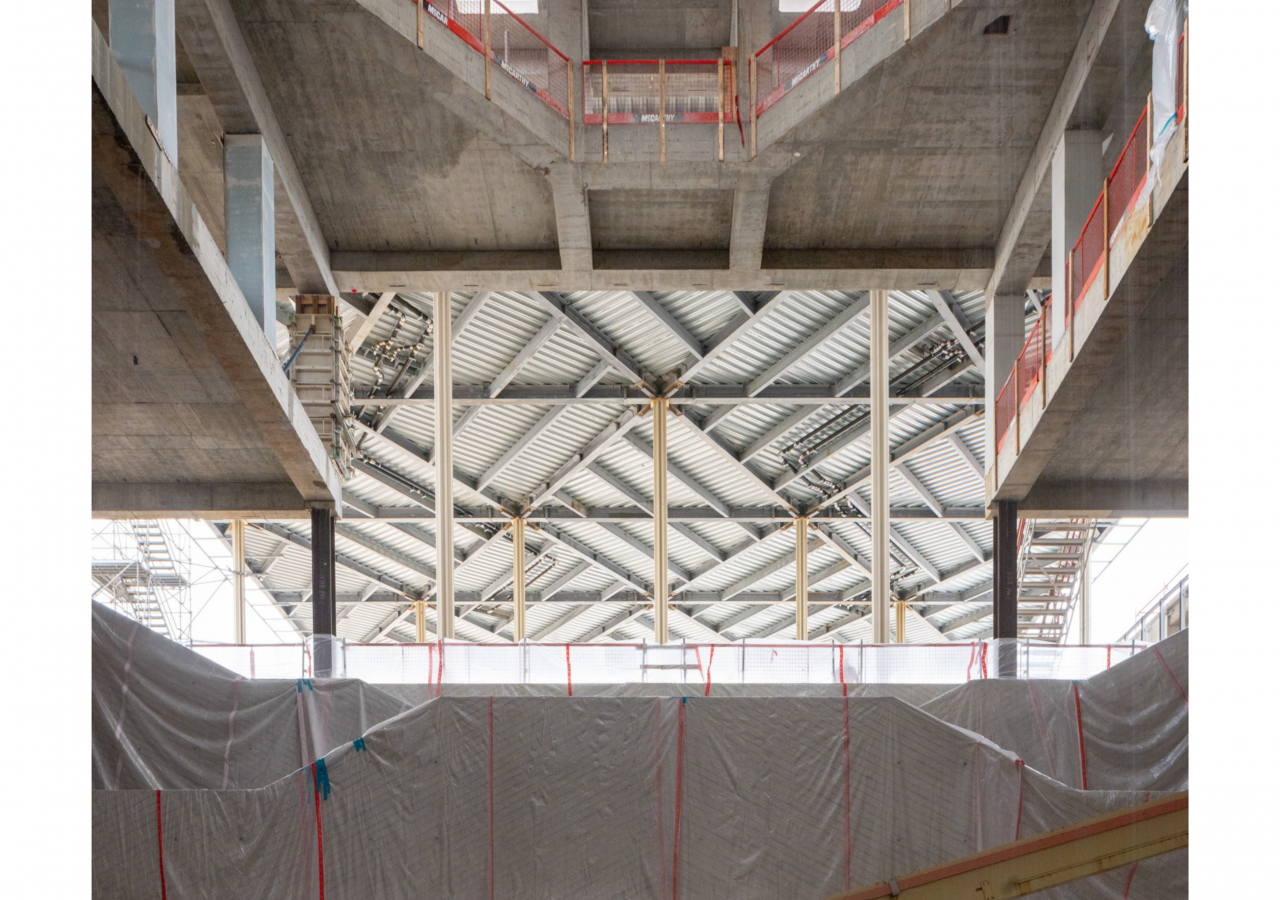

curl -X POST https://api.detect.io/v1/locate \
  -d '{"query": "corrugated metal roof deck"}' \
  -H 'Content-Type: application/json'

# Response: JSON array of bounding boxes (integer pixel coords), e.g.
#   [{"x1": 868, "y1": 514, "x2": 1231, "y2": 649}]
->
[{"x1": 253, "y1": 288, "x2": 999, "y2": 645}]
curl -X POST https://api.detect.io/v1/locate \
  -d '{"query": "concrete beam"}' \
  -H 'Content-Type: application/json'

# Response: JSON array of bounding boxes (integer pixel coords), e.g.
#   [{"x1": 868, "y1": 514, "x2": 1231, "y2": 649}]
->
[
  {"x1": 174, "y1": 0, "x2": 342, "y2": 299},
  {"x1": 92, "y1": 25, "x2": 340, "y2": 506},
  {"x1": 728, "y1": 176, "x2": 771, "y2": 271},
  {"x1": 92, "y1": 481, "x2": 306, "y2": 518},
  {"x1": 333, "y1": 250, "x2": 994, "y2": 294},
  {"x1": 549, "y1": 161, "x2": 592, "y2": 272},
  {"x1": 985, "y1": 0, "x2": 1121, "y2": 298}
]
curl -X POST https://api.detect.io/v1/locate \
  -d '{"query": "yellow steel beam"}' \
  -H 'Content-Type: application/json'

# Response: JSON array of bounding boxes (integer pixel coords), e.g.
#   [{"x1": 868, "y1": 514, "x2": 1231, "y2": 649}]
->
[{"x1": 827, "y1": 792, "x2": 1187, "y2": 900}]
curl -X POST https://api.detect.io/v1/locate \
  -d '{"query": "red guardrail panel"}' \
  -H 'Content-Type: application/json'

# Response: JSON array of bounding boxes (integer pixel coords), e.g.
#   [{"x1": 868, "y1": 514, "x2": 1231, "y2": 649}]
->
[
  {"x1": 583, "y1": 60, "x2": 736, "y2": 126},
  {"x1": 1106, "y1": 107, "x2": 1148, "y2": 243},
  {"x1": 755, "y1": 0, "x2": 901, "y2": 117},
  {"x1": 415, "y1": 0, "x2": 569, "y2": 118}
]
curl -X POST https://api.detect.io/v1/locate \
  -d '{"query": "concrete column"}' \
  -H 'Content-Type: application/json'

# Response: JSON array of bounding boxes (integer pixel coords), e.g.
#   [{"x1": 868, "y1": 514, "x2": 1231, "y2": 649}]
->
[
  {"x1": 794, "y1": 516, "x2": 808, "y2": 640},
  {"x1": 231, "y1": 518, "x2": 246, "y2": 644},
  {"x1": 110, "y1": 0, "x2": 177, "y2": 165},
  {"x1": 1051, "y1": 131, "x2": 1103, "y2": 347},
  {"x1": 983, "y1": 292, "x2": 1026, "y2": 466},
  {"x1": 992, "y1": 500, "x2": 1018, "y2": 676},
  {"x1": 310, "y1": 506, "x2": 337, "y2": 671},
  {"x1": 652, "y1": 397, "x2": 670, "y2": 644},
  {"x1": 870, "y1": 290, "x2": 891, "y2": 644},
  {"x1": 224, "y1": 135, "x2": 275, "y2": 335},
  {"x1": 512, "y1": 517, "x2": 527, "y2": 642},
  {"x1": 434, "y1": 291, "x2": 455, "y2": 639}
]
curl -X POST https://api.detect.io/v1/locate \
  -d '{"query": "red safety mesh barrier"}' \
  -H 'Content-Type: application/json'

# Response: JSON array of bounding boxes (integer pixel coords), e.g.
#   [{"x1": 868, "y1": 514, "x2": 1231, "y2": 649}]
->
[
  {"x1": 1069, "y1": 192, "x2": 1105, "y2": 313},
  {"x1": 754, "y1": 0, "x2": 901, "y2": 116},
  {"x1": 1015, "y1": 310, "x2": 1045, "y2": 414},
  {"x1": 582, "y1": 60, "x2": 736, "y2": 125},
  {"x1": 993, "y1": 375, "x2": 1016, "y2": 454},
  {"x1": 993, "y1": 298, "x2": 1052, "y2": 454},
  {"x1": 416, "y1": 1, "x2": 569, "y2": 118},
  {"x1": 1106, "y1": 107, "x2": 1149, "y2": 244}
]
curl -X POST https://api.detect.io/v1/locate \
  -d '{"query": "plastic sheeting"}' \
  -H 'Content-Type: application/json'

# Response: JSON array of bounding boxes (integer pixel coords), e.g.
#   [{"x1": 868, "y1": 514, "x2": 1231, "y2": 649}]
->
[
  {"x1": 921, "y1": 628, "x2": 1188, "y2": 792},
  {"x1": 93, "y1": 692, "x2": 1183, "y2": 899},
  {"x1": 92, "y1": 602, "x2": 411, "y2": 790},
  {"x1": 1145, "y1": 0, "x2": 1187, "y2": 183}
]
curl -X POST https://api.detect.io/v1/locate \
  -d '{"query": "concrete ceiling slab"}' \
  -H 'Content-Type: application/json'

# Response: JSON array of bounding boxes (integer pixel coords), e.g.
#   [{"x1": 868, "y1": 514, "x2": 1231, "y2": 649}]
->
[{"x1": 588, "y1": 188, "x2": 733, "y2": 250}]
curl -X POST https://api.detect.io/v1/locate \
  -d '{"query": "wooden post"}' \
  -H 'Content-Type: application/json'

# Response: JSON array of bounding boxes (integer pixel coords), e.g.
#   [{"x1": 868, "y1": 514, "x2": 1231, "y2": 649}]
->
[
  {"x1": 904, "y1": 0, "x2": 911, "y2": 42},
  {"x1": 512, "y1": 517, "x2": 526, "y2": 642},
  {"x1": 1182, "y1": 21, "x2": 1189, "y2": 159},
  {"x1": 1068, "y1": 251, "x2": 1075, "y2": 363},
  {"x1": 1013, "y1": 362, "x2": 1020, "y2": 454},
  {"x1": 483, "y1": 0, "x2": 492, "y2": 101},
  {"x1": 601, "y1": 61, "x2": 609, "y2": 163},
  {"x1": 1040, "y1": 305, "x2": 1048, "y2": 409},
  {"x1": 717, "y1": 58, "x2": 725, "y2": 162},
  {"x1": 567, "y1": 57, "x2": 575, "y2": 162},
  {"x1": 833, "y1": 0, "x2": 842, "y2": 95},
  {"x1": 659, "y1": 59, "x2": 667, "y2": 163},
  {"x1": 417, "y1": 0, "x2": 424, "y2": 49},
  {"x1": 749, "y1": 55, "x2": 757, "y2": 158},
  {"x1": 1102, "y1": 179, "x2": 1110, "y2": 298}
]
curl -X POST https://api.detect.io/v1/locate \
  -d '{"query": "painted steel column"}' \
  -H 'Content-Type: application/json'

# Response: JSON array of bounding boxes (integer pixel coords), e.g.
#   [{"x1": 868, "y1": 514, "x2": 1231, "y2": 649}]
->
[
  {"x1": 993, "y1": 500, "x2": 1018, "y2": 677},
  {"x1": 1051, "y1": 131, "x2": 1103, "y2": 347},
  {"x1": 415, "y1": 598, "x2": 427, "y2": 643},
  {"x1": 224, "y1": 135, "x2": 275, "y2": 334},
  {"x1": 895, "y1": 595, "x2": 907, "y2": 643},
  {"x1": 870, "y1": 290, "x2": 891, "y2": 643},
  {"x1": 794, "y1": 516, "x2": 809, "y2": 640},
  {"x1": 231, "y1": 518, "x2": 247, "y2": 644},
  {"x1": 434, "y1": 291, "x2": 455, "y2": 639},
  {"x1": 652, "y1": 397, "x2": 670, "y2": 644},
  {"x1": 311, "y1": 506, "x2": 337, "y2": 672},
  {"x1": 512, "y1": 517, "x2": 527, "y2": 642},
  {"x1": 109, "y1": 0, "x2": 177, "y2": 165}
]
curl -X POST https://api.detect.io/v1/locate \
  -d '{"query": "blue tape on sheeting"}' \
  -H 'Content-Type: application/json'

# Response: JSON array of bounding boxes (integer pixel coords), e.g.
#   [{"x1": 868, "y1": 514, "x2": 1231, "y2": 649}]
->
[
  {"x1": 352, "y1": 737, "x2": 366, "y2": 752},
  {"x1": 297, "y1": 678, "x2": 313, "y2": 692},
  {"x1": 314, "y1": 758, "x2": 331, "y2": 800}
]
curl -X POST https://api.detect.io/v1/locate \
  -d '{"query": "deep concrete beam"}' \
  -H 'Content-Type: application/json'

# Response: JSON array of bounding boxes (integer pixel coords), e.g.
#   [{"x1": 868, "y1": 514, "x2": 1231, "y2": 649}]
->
[
  {"x1": 174, "y1": 0, "x2": 343, "y2": 299},
  {"x1": 92, "y1": 481, "x2": 307, "y2": 518},
  {"x1": 93, "y1": 23, "x2": 341, "y2": 507},
  {"x1": 985, "y1": 0, "x2": 1121, "y2": 299}
]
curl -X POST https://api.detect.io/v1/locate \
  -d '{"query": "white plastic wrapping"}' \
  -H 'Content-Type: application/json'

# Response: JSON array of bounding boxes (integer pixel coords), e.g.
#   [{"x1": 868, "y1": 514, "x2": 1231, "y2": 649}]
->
[
  {"x1": 921, "y1": 628, "x2": 1187, "y2": 792},
  {"x1": 1145, "y1": 0, "x2": 1186, "y2": 181},
  {"x1": 93, "y1": 602, "x2": 410, "y2": 789},
  {"x1": 93, "y1": 693, "x2": 1180, "y2": 899}
]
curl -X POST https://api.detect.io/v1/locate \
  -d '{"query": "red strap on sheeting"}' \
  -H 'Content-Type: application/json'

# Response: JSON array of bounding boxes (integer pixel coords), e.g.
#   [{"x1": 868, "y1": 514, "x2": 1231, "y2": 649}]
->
[
  {"x1": 839, "y1": 645, "x2": 847, "y2": 698},
  {"x1": 436, "y1": 639, "x2": 444, "y2": 699},
  {"x1": 156, "y1": 790, "x2": 167, "y2": 900},
  {"x1": 704, "y1": 646, "x2": 714, "y2": 696},
  {"x1": 1152, "y1": 647, "x2": 1188, "y2": 705},
  {"x1": 966, "y1": 642, "x2": 976, "y2": 682},
  {"x1": 980, "y1": 643, "x2": 988, "y2": 679},
  {"x1": 1072, "y1": 683, "x2": 1088, "y2": 790},
  {"x1": 672, "y1": 701, "x2": 686, "y2": 900},
  {"x1": 311, "y1": 763, "x2": 326, "y2": 900},
  {"x1": 566, "y1": 645, "x2": 573, "y2": 696},
  {"x1": 487, "y1": 697, "x2": 495, "y2": 900},
  {"x1": 1014, "y1": 759, "x2": 1025, "y2": 840},
  {"x1": 1122, "y1": 861, "x2": 1140, "y2": 898}
]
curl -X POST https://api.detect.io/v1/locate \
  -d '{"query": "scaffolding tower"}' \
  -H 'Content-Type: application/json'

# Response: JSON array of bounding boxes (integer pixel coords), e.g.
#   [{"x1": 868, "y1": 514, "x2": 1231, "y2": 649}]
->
[{"x1": 91, "y1": 521, "x2": 192, "y2": 645}]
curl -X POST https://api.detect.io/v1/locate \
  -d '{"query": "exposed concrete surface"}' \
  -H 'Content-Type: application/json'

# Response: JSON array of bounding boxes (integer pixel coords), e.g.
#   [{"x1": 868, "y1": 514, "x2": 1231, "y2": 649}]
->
[
  {"x1": 588, "y1": 189, "x2": 734, "y2": 250},
  {"x1": 92, "y1": 21, "x2": 340, "y2": 515}
]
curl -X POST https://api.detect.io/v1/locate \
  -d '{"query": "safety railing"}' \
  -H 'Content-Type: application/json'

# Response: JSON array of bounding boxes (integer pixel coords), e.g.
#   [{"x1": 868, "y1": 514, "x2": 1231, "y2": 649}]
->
[
  {"x1": 1121, "y1": 573, "x2": 1188, "y2": 644},
  {"x1": 993, "y1": 296, "x2": 1052, "y2": 454},
  {"x1": 751, "y1": 0, "x2": 904, "y2": 140},
  {"x1": 411, "y1": 1, "x2": 572, "y2": 120},
  {"x1": 195, "y1": 638, "x2": 1150, "y2": 685},
  {"x1": 583, "y1": 59, "x2": 738, "y2": 161}
]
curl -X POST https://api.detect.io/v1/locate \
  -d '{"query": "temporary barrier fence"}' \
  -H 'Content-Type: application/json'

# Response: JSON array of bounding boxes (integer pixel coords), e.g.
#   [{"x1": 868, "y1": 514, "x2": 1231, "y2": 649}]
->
[
  {"x1": 410, "y1": 0, "x2": 571, "y2": 119},
  {"x1": 993, "y1": 296, "x2": 1052, "y2": 454},
  {"x1": 195, "y1": 638, "x2": 1148, "y2": 685},
  {"x1": 753, "y1": 0, "x2": 903, "y2": 118}
]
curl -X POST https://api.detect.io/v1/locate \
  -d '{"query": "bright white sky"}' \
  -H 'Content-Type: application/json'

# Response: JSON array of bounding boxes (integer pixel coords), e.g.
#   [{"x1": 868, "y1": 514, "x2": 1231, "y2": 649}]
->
[{"x1": 1075, "y1": 518, "x2": 1189, "y2": 643}]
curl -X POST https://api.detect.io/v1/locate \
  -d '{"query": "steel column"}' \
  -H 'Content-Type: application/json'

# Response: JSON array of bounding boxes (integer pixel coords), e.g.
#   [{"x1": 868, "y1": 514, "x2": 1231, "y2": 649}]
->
[
  {"x1": 993, "y1": 499, "x2": 1018, "y2": 676},
  {"x1": 310, "y1": 506, "x2": 337, "y2": 671},
  {"x1": 232, "y1": 518, "x2": 247, "y2": 643},
  {"x1": 870, "y1": 289, "x2": 891, "y2": 643},
  {"x1": 434, "y1": 290, "x2": 455, "y2": 639},
  {"x1": 795, "y1": 516, "x2": 809, "y2": 640},
  {"x1": 1079, "y1": 552, "x2": 1091, "y2": 644},
  {"x1": 512, "y1": 517, "x2": 527, "y2": 641},
  {"x1": 652, "y1": 397, "x2": 670, "y2": 644}
]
